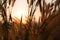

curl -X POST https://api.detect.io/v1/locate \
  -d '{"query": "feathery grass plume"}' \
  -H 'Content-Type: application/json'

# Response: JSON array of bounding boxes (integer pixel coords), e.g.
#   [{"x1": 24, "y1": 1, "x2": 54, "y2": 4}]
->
[
  {"x1": 41, "y1": 9, "x2": 60, "y2": 40},
  {"x1": 1, "y1": 2, "x2": 8, "y2": 40},
  {"x1": 0, "y1": 5, "x2": 8, "y2": 40},
  {"x1": 26, "y1": 0, "x2": 42, "y2": 40},
  {"x1": 38, "y1": 0, "x2": 55, "y2": 23},
  {"x1": 27, "y1": 0, "x2": 38, "y2": 30},
  {"x1": 27, "y1": 0, "x2": 36, "y2": 24},
  {"x1": 25, "y1": 0, "x2": 36, "y2": 40},
  {"x1": 0, "y1": 0, "x2": 16, "y2": 40},
  {"x1": 34, "y1": 0, "x2": 60, "y2": 40}
]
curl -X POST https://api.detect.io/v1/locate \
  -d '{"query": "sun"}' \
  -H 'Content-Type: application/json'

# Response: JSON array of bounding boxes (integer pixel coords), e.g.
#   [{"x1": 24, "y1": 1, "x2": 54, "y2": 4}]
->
[
  {"x1": 11, "y1": 8, "x2": 27, "y2": 24},
  {"x1": 12, "y1": 9, "x2": 23, "y2": 19},
  {"x1": 11, "y1": 0, "x2": 54, "y2": 24},
  {"x1": 11, "y1": 0, "x2": 28, "y2": 24}
]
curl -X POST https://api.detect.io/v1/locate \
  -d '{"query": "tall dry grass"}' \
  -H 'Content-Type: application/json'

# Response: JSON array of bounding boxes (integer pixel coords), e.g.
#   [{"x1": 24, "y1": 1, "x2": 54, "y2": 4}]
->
[{"x1": 0, "y1": 0, "x2": 60, "y2": 40}]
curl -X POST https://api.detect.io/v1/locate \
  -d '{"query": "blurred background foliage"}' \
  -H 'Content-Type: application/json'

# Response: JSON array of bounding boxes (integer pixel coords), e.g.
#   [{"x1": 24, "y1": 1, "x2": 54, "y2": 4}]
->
[{"x1": 0, "y1": 0, "x2": 60, "y2": 40}]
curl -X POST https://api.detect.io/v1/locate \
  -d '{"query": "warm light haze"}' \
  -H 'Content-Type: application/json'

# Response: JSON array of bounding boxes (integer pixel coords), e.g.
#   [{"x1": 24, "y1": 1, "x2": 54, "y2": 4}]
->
[
  {"x1": 11, "y1": 0, "x2": 53, "y2": 24},
  {"x1": 12, "y1": 0, "x2": 28, "y2": 23}
]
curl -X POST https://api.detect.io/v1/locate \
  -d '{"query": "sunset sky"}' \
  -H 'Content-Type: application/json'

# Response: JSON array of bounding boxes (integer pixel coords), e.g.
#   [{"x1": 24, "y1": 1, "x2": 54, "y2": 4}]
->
[
  {"x1": 12, "y1": 0, "x2": 28, "y2": 19},
  {"x1": 11, "y1": 0, "x2": 54, "y2": 23},
  {"x1": 12, "y1": 0, "x2": 41, "y2": 23}
]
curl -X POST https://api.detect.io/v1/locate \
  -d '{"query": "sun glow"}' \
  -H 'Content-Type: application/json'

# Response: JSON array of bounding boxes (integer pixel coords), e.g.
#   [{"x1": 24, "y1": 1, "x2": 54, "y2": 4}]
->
[
  {"x1": 11, "y1": 0, "x2": 41, "y2": 24},
  {"x1": 11, "y1": 0, "x2": 53, "y2": 24},
  {"x1": 12, "y1": 9, "x2": 25, "y2": 19},
  {"x1": 11, "y1": 0, "x2": 28, "y2": 24}
]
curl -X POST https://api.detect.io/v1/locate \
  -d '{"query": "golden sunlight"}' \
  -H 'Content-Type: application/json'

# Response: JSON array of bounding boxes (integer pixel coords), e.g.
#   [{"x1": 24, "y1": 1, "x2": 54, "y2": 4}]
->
[
  {"x1": 11, "y1": 0, "x2": 41, "y2": 24},
  {"x1": 11, "y1": 0, "x2": 53, "y2": 24},
  {"x1": 11, "y1": 0, "x2": 28, "y2": 24}
]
